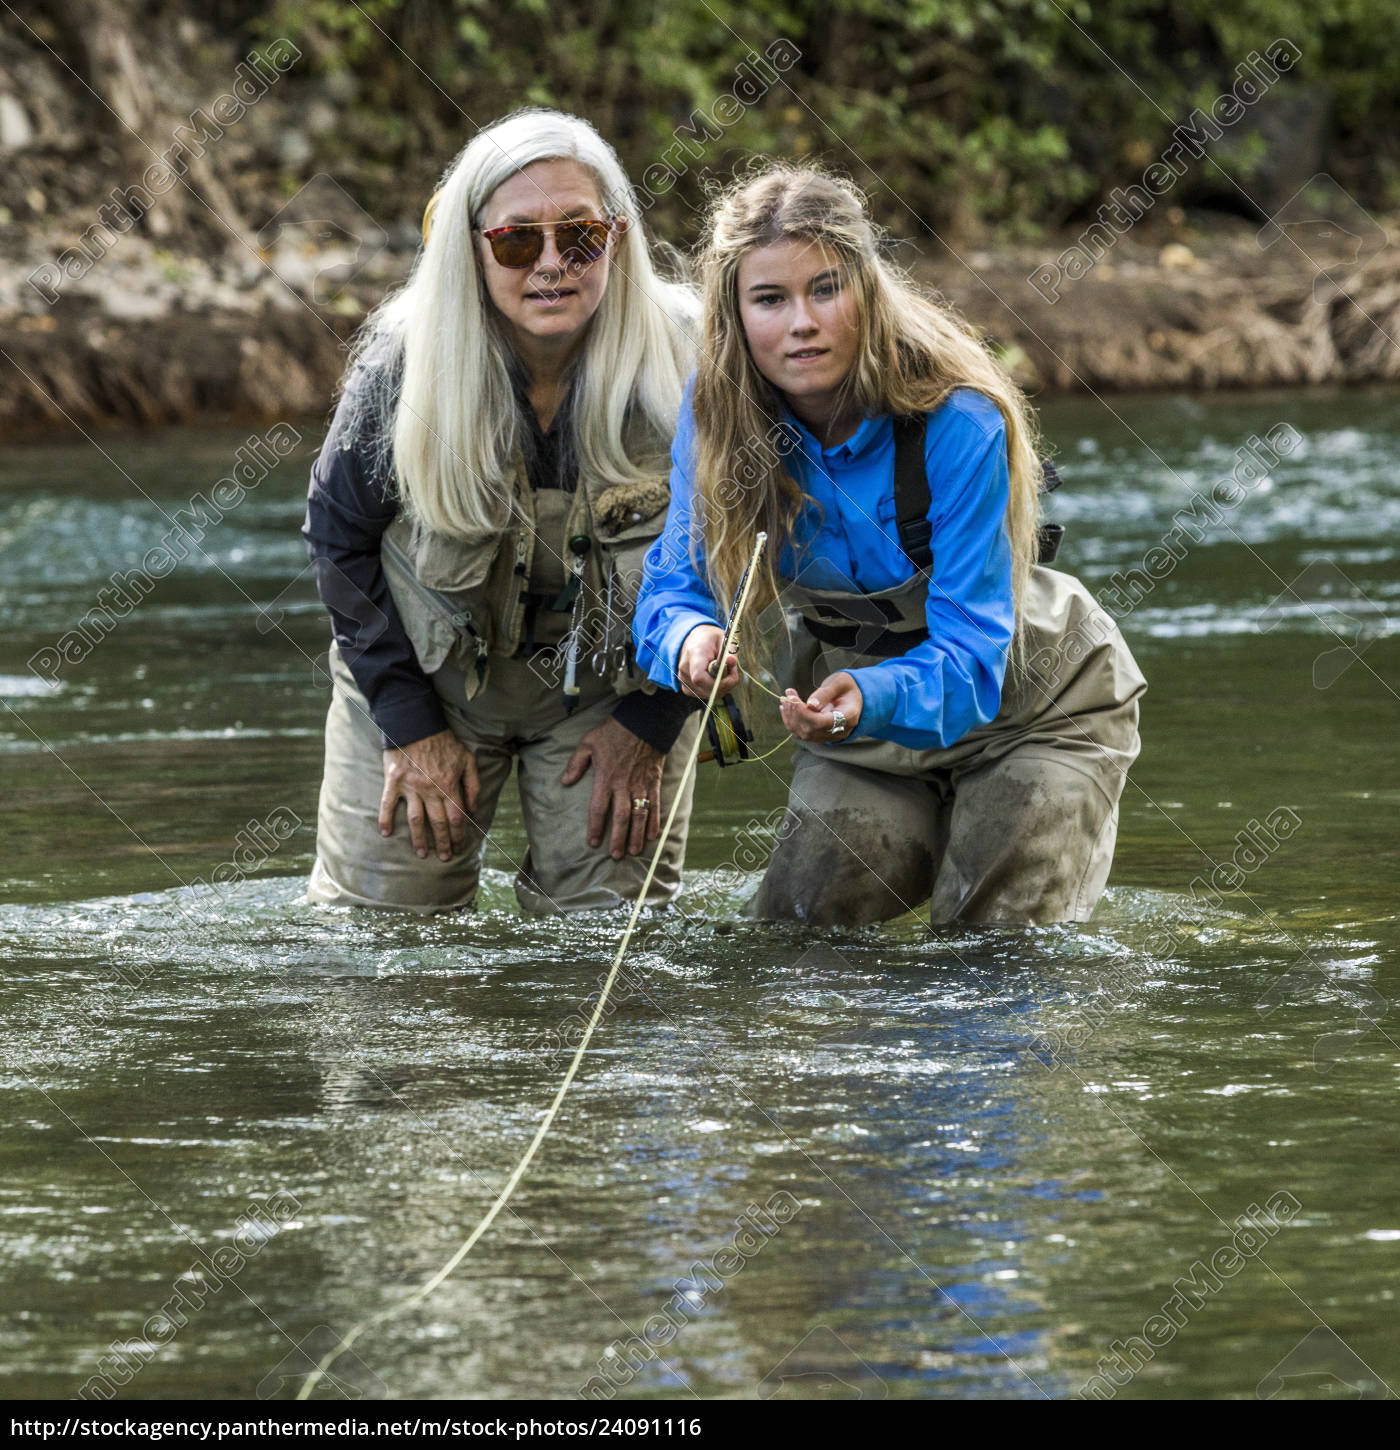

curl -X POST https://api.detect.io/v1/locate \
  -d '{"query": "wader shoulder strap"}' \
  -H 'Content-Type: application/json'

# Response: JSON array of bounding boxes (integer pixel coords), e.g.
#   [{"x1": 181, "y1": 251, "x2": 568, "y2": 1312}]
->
[
  {"x1": 895, "y1": 411, "x2": 1068, "y2": 568},
  {"x1": 892, "y1": 414, "x2": 933, "y2": 572}
]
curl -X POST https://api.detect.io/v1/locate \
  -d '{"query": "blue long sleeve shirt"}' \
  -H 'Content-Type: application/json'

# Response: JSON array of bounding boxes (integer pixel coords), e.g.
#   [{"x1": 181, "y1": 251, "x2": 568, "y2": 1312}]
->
[{"x1": 632, "y1": 386, "x2": 1014, "y2": 751}]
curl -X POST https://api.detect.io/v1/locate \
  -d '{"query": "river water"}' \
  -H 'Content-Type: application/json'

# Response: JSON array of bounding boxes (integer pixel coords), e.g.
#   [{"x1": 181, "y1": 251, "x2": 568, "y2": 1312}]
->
[{"x1": 1, "y1": 388, "x2": 1396, "y2": 1400}]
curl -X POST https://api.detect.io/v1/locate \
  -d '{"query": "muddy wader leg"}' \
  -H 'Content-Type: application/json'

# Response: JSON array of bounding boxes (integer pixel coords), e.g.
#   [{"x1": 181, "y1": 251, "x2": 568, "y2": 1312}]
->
[
  {"x1": 930, "y1": 749, "x2": 1124, "y2": 926},
  {"x1": 307, "y1": 643, "x2": 514, "y2": 912},
  {"x1": 750, "y1": 746, "x2": 950, "y2": 925}
]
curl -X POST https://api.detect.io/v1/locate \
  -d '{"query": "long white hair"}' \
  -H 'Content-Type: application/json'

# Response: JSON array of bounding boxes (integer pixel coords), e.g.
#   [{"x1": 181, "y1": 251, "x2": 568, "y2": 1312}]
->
[{"x1": 338, "y1": 108, "x2": 699, "y2": 539}]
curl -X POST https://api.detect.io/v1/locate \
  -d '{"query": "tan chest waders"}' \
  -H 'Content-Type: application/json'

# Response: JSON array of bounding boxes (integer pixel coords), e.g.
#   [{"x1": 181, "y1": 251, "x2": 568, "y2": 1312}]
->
[
  {"x1": 308, "y1": 438, "x2": 699, "y2": 916},
  {"x1": 751, "y1": 414, "x2": 1147, "y2": 927}
]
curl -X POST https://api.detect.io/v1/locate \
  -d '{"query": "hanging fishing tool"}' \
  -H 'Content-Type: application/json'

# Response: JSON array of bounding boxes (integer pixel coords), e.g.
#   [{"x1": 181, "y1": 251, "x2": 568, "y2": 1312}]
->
[
  {"x1": 589, "y1": 559, "x2": 625, "y2": 679},
  {"x1": 560, "y1": 533, "x2": 591, "y2": 712},
  {"x1": 295, "y1": 532, "x2": 769, "y2": 1401}
]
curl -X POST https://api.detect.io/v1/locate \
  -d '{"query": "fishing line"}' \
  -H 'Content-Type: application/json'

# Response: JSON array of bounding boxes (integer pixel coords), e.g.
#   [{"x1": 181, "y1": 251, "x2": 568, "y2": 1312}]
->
[
  {"x1": 733, "y1": 666, "x2": 816, "y2": 759},
  {"x1": 296, "y1": 532, "x2": 770, "y2": 1400},
  {"x1": 739, "y1": 665, "x2": 788, "y2": 703},
  {"x1": 712, "y1": 687, "x2": 790, "y2": 763}
]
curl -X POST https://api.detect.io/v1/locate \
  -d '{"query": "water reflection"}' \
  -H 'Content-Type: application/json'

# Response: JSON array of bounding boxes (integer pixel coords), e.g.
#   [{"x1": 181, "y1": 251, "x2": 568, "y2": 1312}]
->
[{"x1": 0, "y1": 873, "x2": 1310, "y2": 1398}]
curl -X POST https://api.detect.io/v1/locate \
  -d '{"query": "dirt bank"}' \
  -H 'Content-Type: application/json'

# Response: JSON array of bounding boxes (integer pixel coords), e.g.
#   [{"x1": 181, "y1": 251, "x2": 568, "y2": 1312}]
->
[
  {"x1": 4, "y1": 211, "x2": 1397, "y2": 442},
  {"x1": 2, "y1": 1, "x2": 1396, "y2": 442},
  {"x1": 925, "y1": 215, "x2": 1400, "y2": 396}
]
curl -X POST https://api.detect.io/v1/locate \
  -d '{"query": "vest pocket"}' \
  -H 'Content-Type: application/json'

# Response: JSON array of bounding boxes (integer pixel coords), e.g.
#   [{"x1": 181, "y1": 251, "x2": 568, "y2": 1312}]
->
[
  {"x1": 595, "y1": 490, "x2": 669, "y2": 611},
  {"x1": 410, "y1": 518, "x2": 502, "y2": 593},
  {"x1": 591, "y1": 490, "x2": 669, "y2": 698},
  {"x1": 382, "y1": 528, "x2": 483, "y2": 685}
]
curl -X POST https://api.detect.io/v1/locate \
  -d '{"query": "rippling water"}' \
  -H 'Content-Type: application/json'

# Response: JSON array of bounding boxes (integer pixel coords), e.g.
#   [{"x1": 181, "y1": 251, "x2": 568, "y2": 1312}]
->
[{"x1": 1, "y1": 390, "x2": 1397, "y2": 1400}]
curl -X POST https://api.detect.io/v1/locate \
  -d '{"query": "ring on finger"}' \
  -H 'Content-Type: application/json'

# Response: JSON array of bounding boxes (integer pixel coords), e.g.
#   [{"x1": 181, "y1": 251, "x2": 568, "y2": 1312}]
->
[{"x1": 631, "y1": 796, "x2": 650, "y2": 813}]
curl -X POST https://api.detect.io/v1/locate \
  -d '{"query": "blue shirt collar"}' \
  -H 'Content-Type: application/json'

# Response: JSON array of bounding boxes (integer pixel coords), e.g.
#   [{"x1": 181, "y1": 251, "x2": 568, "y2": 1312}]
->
[{"x1": 777, "y1": 402, "x2": 889, "y2": 464}]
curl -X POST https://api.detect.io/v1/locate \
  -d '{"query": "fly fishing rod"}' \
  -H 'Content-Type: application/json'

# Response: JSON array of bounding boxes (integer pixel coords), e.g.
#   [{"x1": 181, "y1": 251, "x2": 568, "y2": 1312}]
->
[{"x1": 295, "y1": 532, "x2": 769, "y2": 1400}]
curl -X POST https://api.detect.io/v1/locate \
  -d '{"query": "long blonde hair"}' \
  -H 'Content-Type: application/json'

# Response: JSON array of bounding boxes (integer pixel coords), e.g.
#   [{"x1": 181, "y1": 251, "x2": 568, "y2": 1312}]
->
[
  {"x1": 693, "y1": 164, "x2": 1042, "y2": 639},
  {"x1": 338, "y1": 108, "x2": 698, "y2": 538}
]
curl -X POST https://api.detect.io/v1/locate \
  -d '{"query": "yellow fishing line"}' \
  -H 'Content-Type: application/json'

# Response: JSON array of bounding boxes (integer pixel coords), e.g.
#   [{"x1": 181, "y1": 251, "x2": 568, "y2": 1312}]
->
[
  {"x1": 740, "y1": 664, "x2": 788, "y2": 703},
  {"x1": 706, "y1": 668, "x2": 792, "y2": 764},
  {"x1": 739, "y1": 666, "x2": 800, "y2": 758},
  {"x1": 737, "y1": 667, "x2": 849, "y2": 758},
  {"x1": 296, "y1": 533, "x2": 771, "y2": 1401}
]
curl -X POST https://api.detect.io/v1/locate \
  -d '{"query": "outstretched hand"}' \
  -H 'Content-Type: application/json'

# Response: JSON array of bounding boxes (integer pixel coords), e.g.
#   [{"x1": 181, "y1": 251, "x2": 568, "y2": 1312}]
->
[{"x1": 779, "y1": 671, "x2": 863, "y2": 743}]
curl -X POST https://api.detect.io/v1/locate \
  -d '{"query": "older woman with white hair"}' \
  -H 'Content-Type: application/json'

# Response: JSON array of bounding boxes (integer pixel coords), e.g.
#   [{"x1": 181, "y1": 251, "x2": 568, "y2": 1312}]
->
[{"x1": 302, "y1": 108, "x2": 700, "y2": 914}]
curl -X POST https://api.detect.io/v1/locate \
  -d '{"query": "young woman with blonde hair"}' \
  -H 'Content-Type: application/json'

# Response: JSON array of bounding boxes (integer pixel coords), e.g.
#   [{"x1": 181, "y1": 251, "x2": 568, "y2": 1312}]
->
[
  {"x1": 303, "y1": 109, "x2": 701, "y2": 913},
  {"x1": 634, "y1": 164, "x2": 1146, "y2": 925}
]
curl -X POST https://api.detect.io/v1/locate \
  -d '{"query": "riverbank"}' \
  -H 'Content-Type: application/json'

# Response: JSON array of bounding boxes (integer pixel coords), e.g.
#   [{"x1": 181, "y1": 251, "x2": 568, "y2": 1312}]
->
[
  {"x1": 3, "y1": 204, "x2": 1397, "y2": 442},
  {"x1": 931, "y1": 213, "x2": 1400, "y2": 396},
  {"x1": 3, "y1": 2, "x2": 1398, "y2": 441}
]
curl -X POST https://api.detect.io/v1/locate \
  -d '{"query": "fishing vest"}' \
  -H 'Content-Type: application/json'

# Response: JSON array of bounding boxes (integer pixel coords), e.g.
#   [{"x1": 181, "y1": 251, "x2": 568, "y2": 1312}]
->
[
  {"x1": 380, "y1": 417, "x2": 672, "y2": 703},
  {"x1": 778, "y1": 415, "x2": 1145, "y2": 777}
]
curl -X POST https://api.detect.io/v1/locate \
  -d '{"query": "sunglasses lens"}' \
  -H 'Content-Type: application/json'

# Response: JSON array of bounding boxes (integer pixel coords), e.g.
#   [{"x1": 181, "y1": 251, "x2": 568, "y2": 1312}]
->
[
  {"x1": 487, "y1": 227, "x2": 543, "y2": 269},
  {"x1": 557, "y1": 221, "x2": 610, "y2": 268},
  {"x1": 483, "y1": 221, "x2": 610, "y2": 270}
]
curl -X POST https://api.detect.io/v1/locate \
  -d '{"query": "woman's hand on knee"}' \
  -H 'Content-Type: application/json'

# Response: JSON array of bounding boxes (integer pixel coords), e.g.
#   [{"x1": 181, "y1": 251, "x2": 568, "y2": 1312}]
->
[
  {"x1": 379, "y1": 729, "x2": 479, "y2": 862},
  {"x1": 677, "y1": 624, "x2": 739, "y2": 699},
  {"x1": 561, "y1": 716, "x2": 664, "y2": 859},
  {"x1": 780, "y1": 671, "x2": 863, "y2": 743}
]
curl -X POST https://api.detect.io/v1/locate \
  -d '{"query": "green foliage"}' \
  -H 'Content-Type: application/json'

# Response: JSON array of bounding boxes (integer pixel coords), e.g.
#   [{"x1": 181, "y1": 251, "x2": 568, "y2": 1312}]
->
[{"x1": 250, "y1": 0, "x2": 1400, "y2": 237}]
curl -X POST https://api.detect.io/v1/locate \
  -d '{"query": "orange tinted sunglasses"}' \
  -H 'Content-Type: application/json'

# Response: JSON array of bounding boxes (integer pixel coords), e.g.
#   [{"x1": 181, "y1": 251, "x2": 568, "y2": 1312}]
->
[{"x1": 476, "y1": 218, "x2": 616, "y2": 270}]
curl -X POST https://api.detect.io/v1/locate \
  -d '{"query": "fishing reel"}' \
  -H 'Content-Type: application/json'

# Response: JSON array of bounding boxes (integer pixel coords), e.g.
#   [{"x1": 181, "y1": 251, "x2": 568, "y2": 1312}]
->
[
  {"x1": 701, "y1": 695, "x2": 754, "y2": 767},
  {"x1": 696, "y1": 533, "x2": 770, "y2": 769}
]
